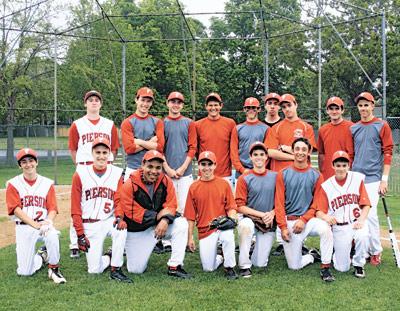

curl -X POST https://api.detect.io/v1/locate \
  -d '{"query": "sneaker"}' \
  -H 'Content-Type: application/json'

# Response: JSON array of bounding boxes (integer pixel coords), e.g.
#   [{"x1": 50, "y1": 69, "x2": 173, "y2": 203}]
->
[
  {"x1": 217, "y1": 244, "x2": 223, "y2": 256},
  {"x1": 239, "y1": 268, "x2": 252, "y2": 278},
  {"x1": 309, "y1": 248, "x2": 321, "y2": 263},
  {"x1": 301, "y1": 245, "x2": 310, "y2": 255},
  {"x1": 110, "y1": 268, "x2": 133, "y2": 283},
  {"x1": 272, "y1": 244, "x2": 284, "y2": 256},
  {"x1": 353, "y1": 266, "x2": 366, "y2": 278},
  {"x1": 164, "y1": 244, "x2": 172, "y2": 253},
  {"x1": 37, "y1": 245, "x2": 48, "y2": 265},
  {"x1": 224, "y1": 267, "x2": 238, "y2": 280},
  {"x1": 70, "y1": 248, "x2": 80, "y2": 259},
  {"x1": 168, "y1": 265, "x2": 192, "y2": 279},
  {"x1": 153, "y1": 241, "x2": 164, "y2": 254},
  {"x1": 320, "y1": 268, "x2": 335, "y2": 282},
  {"x1": 48, "y1": 267, "x2": 66, "y2": 284},
  {"x1": 370, "y1": 253, "x2": 381, "y2": 266}
]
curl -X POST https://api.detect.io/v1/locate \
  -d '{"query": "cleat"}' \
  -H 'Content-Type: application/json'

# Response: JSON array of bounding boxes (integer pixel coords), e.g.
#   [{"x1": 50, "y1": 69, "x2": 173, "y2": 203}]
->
[
  {"x1": 110, "y1": 268, "x2": 133, "y2": 283},
  {"x1": 239, "y1": 268, "x2": 252, "y2": 278},
  {"x1": 163, "y1": 244, "x2": 172, "y2": 253},
  {"x1": 320, "y1": 268, "x2": 335, "y2": 282},
  {"x1": 37, "y1": 245, "x2": 48, "y2": 265},
  {"x1": 301, "y1": 245, "x2": 310, "y2": 255},
  {"x1": 370, "y1": 253, "x2": 381, "y2": 266},
  {"x1": 70, "y1": 248, "x2": 80, "y2": 259},
  {"x1": 224, "y1": 267, "x2": 238, "y2": 280},
  {"x1": 353, "y1": 266, "x2": 366, "y2": 278},
  {"x1": 153, "y1": 241, "x2": 164, "y2": 254},
  {"x1": 272, "y1": 244, "x2": 284, "y2": 256},
  {"x1": 309, "y1": 248, "x2": 321, "y2": 263},
  {"x1": 48, "y1": 267, "x2": 66, "y2": 284},
  {"x1": 168, "y1": 265, "x2": 192, "y2": 279}
]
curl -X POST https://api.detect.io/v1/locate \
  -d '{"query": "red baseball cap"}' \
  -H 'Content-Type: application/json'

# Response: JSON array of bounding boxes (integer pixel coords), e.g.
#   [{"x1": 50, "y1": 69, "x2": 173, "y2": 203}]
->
[
  {"x1": 167, "y1": 91, "x2": 185, "y2": 102},
  {"x1": 332, "y1": 150, "x2": 350, "y2": 163},
  {"x1": 355, "y1": 92, "x2": 374, "y2": 104},
  {"x1": 136, "y1": 87, "x2": 154, "y2": 99},
  {"x1": 244, "y1": 97, "x2": 260, "y2": 107},
  {"x1": 326, "y1": 96, "x2": 344, "y2": 107},
  {"x1": 92, "y1": 137, "x2": 111, "y2": 150},
  {"x1": 264, "y1": 93, "x2": 281, "y2": 103},
  {"x1": 16, "y1": 148, "x2": 38, "y2": 163},
  {"x1": 279, "y1": 94, "x2": 297, "y2": 105},
  {"x1": 84, "y1": 90, "x2": 102, "y2": 102},
  {"x1": 198, "y1": 151, "x2": 217, "y2": 164},
  {"x1": 249, "y1": 141, "x2": 268, "y2": 154},
  {"x1": 205, "y1": 92, "x2": 222, "y2": 103},
  {"x1": 142, "y1": 150, "x2": 165, "y2": 163}
]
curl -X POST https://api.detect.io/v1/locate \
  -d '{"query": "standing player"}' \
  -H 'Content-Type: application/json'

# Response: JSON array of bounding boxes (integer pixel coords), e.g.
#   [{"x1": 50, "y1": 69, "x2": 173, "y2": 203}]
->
[
  {"x1": 275, "y1": 138, "x2": 335, "y2": 282},
  {"x1": 185, "y1": 151, "x2": 239, "y2": 280},
  {"x1": 314, "y1": 151, "x2": 371, "y2": 278},
  {"x1": 6, "y1": 148, "x2": 66, "y2": 284},
  {"x1": 351, "y1": 91, "x2": 394, "y2": 265},
  {"x1": 195, "y1": 93, "x2": 236, "y2": 184},
  {"x1": 318, "y1": 96, "x2": 354, "y2": 180},
  {"x1": 120, "y1": 150, "x2": 191, "y2": 279},
  {"x1": 230, "y1": 97, "x2": 269, "y2": 179},
  {"x1": 71, "y1": 138, "x2": 131, "y2": 283},
  {"x1": 235, "y1": 142, "x2": 277, "y2": 278},
  {"x1": 121, "y1": 86, "x2": 165, "y2": 180},
  {"x1": 263, "y1": 92, "x2": 282, "y2": 127},
  {"x1": 68, "y1": 90, "x2": 120, "y2": 258}
]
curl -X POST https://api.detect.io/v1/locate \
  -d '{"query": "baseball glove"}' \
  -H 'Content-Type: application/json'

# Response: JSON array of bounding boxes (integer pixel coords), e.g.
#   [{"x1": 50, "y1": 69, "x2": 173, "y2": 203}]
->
[
  {"x1": 209, "y1": 216, "x2": 237, "y2": 231},
  {"x1": 246, "y1": 215, "x2": 274, "y2": 233},
  {"x1": 113, "y1": 216, "x2": 127, "y2": 230}
]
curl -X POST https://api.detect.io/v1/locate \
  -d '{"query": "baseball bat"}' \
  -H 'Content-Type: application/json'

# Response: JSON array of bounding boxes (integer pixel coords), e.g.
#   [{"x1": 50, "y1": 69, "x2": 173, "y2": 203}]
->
[{"x1": 381, "y1": 196, "x2": 400, "y2": 268}]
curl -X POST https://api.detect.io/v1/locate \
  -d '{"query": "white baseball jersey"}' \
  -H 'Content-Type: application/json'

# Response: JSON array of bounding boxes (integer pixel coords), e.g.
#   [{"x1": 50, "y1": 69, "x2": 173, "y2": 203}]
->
[
  {"x1": 321, "y1": 171, "x2": 366, "y2": 223},
  {"x1": 7, "y1": 174, "x2": 53, "y2": 222},
  {"x1": 74, "y1": 116, "x2": 114, "y2": 162},
  {"x1": 76, "y1": 164, "x2": 122, "y2": 220}
]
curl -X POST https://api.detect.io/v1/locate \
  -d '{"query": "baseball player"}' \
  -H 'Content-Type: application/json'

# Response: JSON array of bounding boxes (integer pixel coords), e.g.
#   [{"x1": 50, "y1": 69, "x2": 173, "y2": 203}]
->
[
  {"x1": 314, "y1": 151, "x2": 371, "y2": 278},
  {"x1": 6, "y1": 148, "x2": 66, "y2": 284},
  {"x1": 235, "y1": 142, "x2": 277, "y2": 278},
  {"x1": 68, "y1": 90, "x2": 120, "y2": 258},
  {"x1": 275, "y1": 137, "x2": 335, "y2": 282},
  {"x1": 184, "y1": 151, "x2": 239, "y2": 280},
  {"x1": 263, "y1": 92, "x2": 282, "y2": 127},
  {"x1": 230, "y1": 97, "x2": 269, "y2": 179},
  {"x1": 71, "y1": 138, "x2": 131, "y2": 283},
  {"x1": 318, "y1": 96, "x2": 354, "y2": 180},
  {"x1": 351, "y1": 91, "x2": 393, "y2": 265},
  {"x1": 195, "y1": 93, "x2": 236, "y2": 185},
  {"x1": 120, "y1": 150, "x2": 191, "y2": 279},
  {"x1": 121, "y1": 86, "x2": 165, "y2": 181}
]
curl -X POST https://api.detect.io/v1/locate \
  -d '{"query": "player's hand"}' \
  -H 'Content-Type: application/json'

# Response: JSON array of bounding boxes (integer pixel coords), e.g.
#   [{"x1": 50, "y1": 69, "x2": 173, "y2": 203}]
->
[
  {"x1": 262, "y1": 211, "x2": 274, "y2": 226},
  {"x1": 187, "y1": 236, "x2": 196, "y2": 252},
  {"x1": 149, "y1": 136, "x2": 158, "y2": 142},
  {"x1": 175, "y1": 166, "x2": 187, "y2": 178},
  {"x1": 323, "y1": 215, "x2": 337, "y2": 226},
  {"x1": 292, "y1": 219, "x2": 305, "y2": 234},
  {"x1": 78, "y1": 234, "x2": 90, "y2": 252},
  {"x1": 242, "y1": 169, "x2": 250, "y2": 175},
  {"x1": 165, "y1": 166, "x2": 179, "y2": 178},
  {"x1": 113, "y1": 217, "x2": 127, "y2": 230},
  {"x1": 281, "y1": 228, "x2": 290, "y2": 242},
  {"x1": 157, "y1": 208, "x2": 172, "y2": 221},
  {"x1": 279, "y1": 145, "x2": 292, "y2": 154},
  {"x1": 154, "y1": 219, "x2": 169, "y2": 239},
  {"x1": 379, "y1": 181, "x2": 388, "y2": 195},
  {"x1": 353, "y1": 220, "x2": 364, "y2": 230}
]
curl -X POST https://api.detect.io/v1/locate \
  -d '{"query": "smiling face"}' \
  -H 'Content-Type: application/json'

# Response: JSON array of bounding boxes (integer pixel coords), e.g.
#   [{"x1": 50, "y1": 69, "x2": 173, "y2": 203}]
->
[
  {"x1": 250, "y1": 148, "x2": 268, "y2": 170},
  {"x1": 167, "y1": 98, "x2": 184, "y2": 116},
  {"x1": 19, "y1": 156, "x2": 38, "y2": 177},
  {"x1": 135, "y1": 96, "x2": 153, "y2": 116},
  {"x1": 92, "y1": 145, "x2": 110, "y2": 169},
  {"x1": 85, "y1": 95, "x2": 102, "y2": 114},
  {"x1": 142, "y1": 159, "x2": 163, "y2": 183},
  {"x1": 332, "y1": 160, "x2": 350, "y2": 181},
  {"x1": 205, "y1": 100, "x2": 222, "y2": 119},
  {"x1": 326, "y1": 104, "x2": 344, "y2": 122},
  {"x1": 198, "y1": 159, "x2": 216, "y2": 181},
  {"x1": 280, "y1": 101, "x2": 298, "y2": 120},
  {"x1": 292, "y1": 140, "x2": 311, "y2": 165},
  {"x1": 357, "y1": 99, "x2": 374, "y2": 121}
]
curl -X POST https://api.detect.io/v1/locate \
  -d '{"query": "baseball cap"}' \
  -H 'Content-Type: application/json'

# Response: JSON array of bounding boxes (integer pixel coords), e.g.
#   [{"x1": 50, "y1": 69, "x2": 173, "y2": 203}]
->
[
  {"x1": 355, "y1": 92, "x2": 374, "y2": 104},
  {"x1": 16, "y1": 148, "x2": 38, "y2": 163},
  {"x1": 205, "y1": 92, "x2": 222, "y2": 103},
  {"x1": 84, "y1": 90, "x2": 102, "y2": 102},
  {"x1": 332, "y1": 150, "x2": 350, "y2": 163},
  {"x1": 198, "y1": 151, "x2": 217, "y2": 164},
  {"x1": 244, "y1": 97, "x2": 260, "y2": 107},
  {"x1": 264, "y1": 93, "x2": 281, "y2": 103},
  {"x1": 326, "y1": 96, "x2": 344, "y2": 107},
  {"x1": 249, "y1": 141, "x2": 268, "y2": 154},
  {"x1": 167, "y1": 91, "x2": 185, "y2": 102},
  {"x1": 92, "y1": 137, "x2": 111, "y2": 150},
  {"x1": 142, "y1": 150, "x2": 165, "y2": 163},
  {"x1": 136, "y1": 87, "x2": 154, "y2": 99},
  {"x1": 279, "y1": 94, "x2": 297, "y2": 105}
]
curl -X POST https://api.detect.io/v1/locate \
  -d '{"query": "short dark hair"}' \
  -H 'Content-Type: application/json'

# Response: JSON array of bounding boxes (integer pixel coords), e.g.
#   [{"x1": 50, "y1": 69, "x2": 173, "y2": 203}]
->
[
  {"x1": 291, "y1": 137, "x2": 311, "y2": 151},
  {"x1": 332, "y1": 158, "x2": 350, "y2": 165},
  {"x1": 250, "y1": 146, "x2": 268, "y2": 156}
]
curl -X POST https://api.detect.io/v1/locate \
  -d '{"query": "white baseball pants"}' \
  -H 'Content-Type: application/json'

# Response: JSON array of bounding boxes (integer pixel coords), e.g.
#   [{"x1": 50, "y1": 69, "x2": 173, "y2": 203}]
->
[
  {"x1": 172, "y1": 175, "x2": 193, "y2": 214},
  {"x1": 69, "y1": 220, "x2": 78, "y2": 250},
  {"x1": 365, "y1": 181, "x2": 382, "y2": 255}
]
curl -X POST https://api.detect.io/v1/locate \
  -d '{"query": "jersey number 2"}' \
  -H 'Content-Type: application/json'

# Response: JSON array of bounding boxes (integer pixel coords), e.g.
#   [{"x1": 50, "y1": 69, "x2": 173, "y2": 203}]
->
[
  {"x1": 104, "y1": 202, "x2": 112, "y2": 214},
  {"x1": 34, "y1": 211, "x2": 43, "y2": 221}
]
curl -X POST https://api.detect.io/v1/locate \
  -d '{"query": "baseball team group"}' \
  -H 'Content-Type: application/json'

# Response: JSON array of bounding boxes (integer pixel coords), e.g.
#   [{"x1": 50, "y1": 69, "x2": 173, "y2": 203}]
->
[{"x1": 5, "y1": 86, "x2": 393, "y2": 284}]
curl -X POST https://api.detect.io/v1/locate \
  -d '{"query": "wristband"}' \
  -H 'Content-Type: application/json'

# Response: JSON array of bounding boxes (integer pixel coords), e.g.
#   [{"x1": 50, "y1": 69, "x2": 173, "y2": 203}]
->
[{"x1": 381, "y1": 175, "x2": 389, "y2": 182}]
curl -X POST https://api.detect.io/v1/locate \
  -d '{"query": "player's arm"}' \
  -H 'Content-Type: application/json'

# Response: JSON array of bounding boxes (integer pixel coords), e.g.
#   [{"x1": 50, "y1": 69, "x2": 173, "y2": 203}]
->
[
  {"x1": 111, "y1": 124, "x2": 120, "y2": 160},
  {"x1": 140, "y1": 119, "x2": 165, "y2": 151},
  {"x1": 70, "y1": 172, "x2": 85, "y2": 236},
  {"x1": 317, "y1": 129, "x2": 325, "y2": 171},
  {"x1": 353, "y1": 181, "x2": 371, "y2": 229},
  {"x1": 121, "y1": 118, "x2": 141, "y2": 154},
  {"x1": 229, "y1": 127, "x2": 246, "y2": 174},
  {"x1": 224, "y1": 182, "x2": 238, "y2": 220},
  {"x1": 13, "y1": 208, "x2": 42, "y2": 229},
  {"x1": 45, "y1": 185, "x2": 58, "y2": 223},
  {"x1": 68, "y1": 123, "x2": 78, "y2": 165},
  {"x1": 379, "y1": 122, "x2": 393, "y2": 195},
  {"x1": 314, "y1": 187, "x2": 337, "y2": 225},
  {"x1": 184, "y1": 188, "x2": 197, "y2": 251},
  {"x1": 187, "y1": 220, "x2": 196, "y2": 252},
  {"x1": 306, "y1": 123, "x2": 317, "y2": 152},
  {"x1": 176, "y1": 121, "x2": 197, "y2": 177}
]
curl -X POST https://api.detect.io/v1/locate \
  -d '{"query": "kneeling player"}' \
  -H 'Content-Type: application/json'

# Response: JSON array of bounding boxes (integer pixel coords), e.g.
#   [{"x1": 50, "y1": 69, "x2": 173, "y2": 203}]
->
[
  {"x1": 120, "y1": 150, "x2": 191, "y2": 279},
  {"x1": 315, "y1": 151, "x2": 370, "y2": 278},
  {"x1": 275, "y1": 138, "x2": 335, "y2": 282},
  {"x1": 184, "y1": 151, "x2": 239, "y2": 280},
  {"x1": 235, "y1": 142, "x2": 277, "y2": 278},
  {"x1": 71, "y1": 138, "x2": 131, "y2": 283},
  {"x1": 6, "y1": 148, "x2": 66, "y2": 284}
]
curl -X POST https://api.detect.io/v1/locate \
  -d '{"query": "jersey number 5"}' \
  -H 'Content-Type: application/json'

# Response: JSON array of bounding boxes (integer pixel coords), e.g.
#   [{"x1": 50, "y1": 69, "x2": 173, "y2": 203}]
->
[{"x1": 104, "y1": 202, "x2": 112, "y2": 213}]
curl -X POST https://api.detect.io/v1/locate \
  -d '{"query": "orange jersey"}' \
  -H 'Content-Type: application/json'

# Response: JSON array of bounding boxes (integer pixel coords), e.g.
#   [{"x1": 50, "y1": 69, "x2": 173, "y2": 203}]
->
[
  {"x1": 266, "y1": 118, "x2": 316, "y2": 172},
  {"x1": 318, "y1": 119, "x2": 354, "y2": 179},
  {"x1": 195, "y1": 116, "x2": 236, "y2": 177},
  {"x1": 184, "y1": 177, "x2": 237, "y2": 239}
]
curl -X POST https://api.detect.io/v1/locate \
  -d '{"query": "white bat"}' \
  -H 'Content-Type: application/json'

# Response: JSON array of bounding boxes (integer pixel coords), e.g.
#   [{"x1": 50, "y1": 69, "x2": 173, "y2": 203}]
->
[{"x1": 381, "y1": 197, "x2": 400, "y2": 268}]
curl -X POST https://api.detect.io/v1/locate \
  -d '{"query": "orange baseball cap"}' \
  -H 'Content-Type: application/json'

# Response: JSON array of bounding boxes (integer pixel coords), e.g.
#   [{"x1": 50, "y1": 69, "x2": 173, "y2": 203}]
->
[
  {"x1": 249, "y1": 141, "x2": 268, "y2": 154},
  {"x1": 332, "y1": 150, "x2": 350, "y2": 163},
  {"x1": 92, "y1": 137, "x2": 111, "y2": 150},
  {"x1": 84, "y1": 90, "x2": 102, "y2": 102},
  {"x1": 326, "y1": 96, "x2": 344, "y2": 107},
  {"x1": 279, "y1": 94, "x2": 297, "y2": 105},
  {"x1": 264, "y1": 93, "x2": 281, "y2": 103},
  {"x1": 136, "y1": 87, "x2": 154, "y2": 99},
  {"x1": 142, "y1": 150, "x2": 165, "y2": 163},
  {"x1": 16, "y1": 148, "x2": 38, "y2": 163},
  {"x1": 198, "y1": 151, "x2": 217, "y2": 164},
  {"x1": 167, "y1": 91, "x2": 185, "y2": 102},
  {"x1": 205, "y1": 92, "x2": 222, "y2": 103},
  {"x1": 244, "y1": 97, "x2": 260, "y2": 107},
  {"x1": 355, "y1": 92, "x2": 374, "y2": 104}
]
